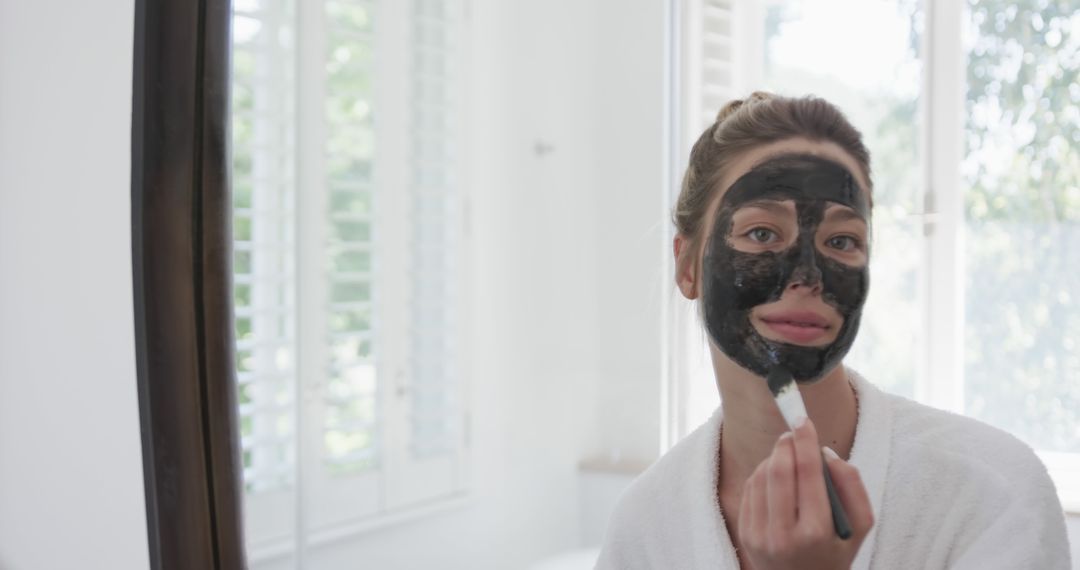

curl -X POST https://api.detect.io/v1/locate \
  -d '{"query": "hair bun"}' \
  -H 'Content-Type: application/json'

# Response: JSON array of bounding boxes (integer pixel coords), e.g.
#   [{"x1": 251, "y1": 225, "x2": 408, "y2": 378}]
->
[{"x1": 715, "y1": 90, "x2": 776, "y2": 124}]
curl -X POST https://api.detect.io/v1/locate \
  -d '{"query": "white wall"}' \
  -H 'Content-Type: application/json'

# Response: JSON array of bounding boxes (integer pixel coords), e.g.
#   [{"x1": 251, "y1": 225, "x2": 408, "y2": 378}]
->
[
  {"x1": 587, "y1": 0, "x2": 669, "y2": 467},
  {"x1": 1070, "y1": 517, "x2": 1080, "y2": 567},
  {"x1": 0, "y1": 1, "x2": 149, "y2": 569}
]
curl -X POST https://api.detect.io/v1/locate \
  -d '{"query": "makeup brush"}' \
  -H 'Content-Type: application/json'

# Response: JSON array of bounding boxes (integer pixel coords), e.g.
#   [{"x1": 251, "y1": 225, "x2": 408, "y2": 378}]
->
[{"x1": 766, "y1": 366, "x2": 852, "y2": 540}]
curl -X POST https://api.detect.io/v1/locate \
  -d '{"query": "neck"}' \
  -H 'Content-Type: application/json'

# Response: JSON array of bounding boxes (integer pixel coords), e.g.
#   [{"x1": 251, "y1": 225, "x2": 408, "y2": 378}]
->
[{"x1": 711, "y1": 344, "x2": 858, "y2": 497}]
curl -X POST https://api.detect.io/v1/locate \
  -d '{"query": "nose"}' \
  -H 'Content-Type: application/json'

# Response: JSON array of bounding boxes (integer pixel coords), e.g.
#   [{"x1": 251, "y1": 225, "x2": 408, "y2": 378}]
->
[
  {"x1": 788, "y1": 272, "x2": 823, "y2": 295},
  {"x1": 787, "y1": 241, "x2": 823, "y2": 293}
]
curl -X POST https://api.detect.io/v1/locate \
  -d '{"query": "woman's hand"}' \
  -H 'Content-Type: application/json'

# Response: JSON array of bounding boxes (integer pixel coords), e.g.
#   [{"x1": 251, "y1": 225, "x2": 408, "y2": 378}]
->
[{"x1": 737, "y1": 418, "x2": 875, "y2": 570}]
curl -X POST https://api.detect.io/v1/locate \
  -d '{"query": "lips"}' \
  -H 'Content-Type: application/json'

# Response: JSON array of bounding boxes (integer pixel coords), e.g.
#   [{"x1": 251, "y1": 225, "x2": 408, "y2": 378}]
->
[
  {"x1": 758, "y1": 311, "x2": 831, "y2": 344},
  {"x1": 759, "y1": 311, "x2": 829, "y2": 328}
]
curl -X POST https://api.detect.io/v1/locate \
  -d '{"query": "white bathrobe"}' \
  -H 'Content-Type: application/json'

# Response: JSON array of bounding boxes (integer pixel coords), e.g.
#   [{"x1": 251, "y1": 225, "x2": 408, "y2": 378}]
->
[{"x1": 596, "y1": 370, "x2": 1072, "y2": 569}]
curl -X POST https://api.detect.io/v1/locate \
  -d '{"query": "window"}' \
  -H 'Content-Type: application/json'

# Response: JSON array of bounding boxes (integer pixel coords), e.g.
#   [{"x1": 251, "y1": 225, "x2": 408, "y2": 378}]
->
[
  {"x1": 961, "y1": 0, "x2": 1080, "y2": 506},
  {"x1": 672, "y1": 0, "x2": 1079, "y2": 509},
  {"x1": 230, "y1": 0, "x2": 470, "y2": 565},
  {"x1": 752, "y1": 0, "x2": 924, "y2": 401}
]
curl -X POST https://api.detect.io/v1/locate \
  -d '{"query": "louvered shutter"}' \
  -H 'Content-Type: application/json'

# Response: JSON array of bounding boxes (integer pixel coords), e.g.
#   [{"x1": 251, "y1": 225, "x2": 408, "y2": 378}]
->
[
  {"x1": 231, "y1": 0, "x2": 301, "y2": 558},
  {"x1": 231, "y1": 0, "x2": 469, "y2": 556},
  {"x1": 683, "y1": 0, "x2": 741, "y2": 134},
  {"x1": 385, "y1": 0, "x2": 469, "y2": 510},
  {"x1": 665, "y1": 0, "x2": 745, "y2": 447},
  {"x1": 298, "y1": 0, "x2": 384, "y2": 534}
]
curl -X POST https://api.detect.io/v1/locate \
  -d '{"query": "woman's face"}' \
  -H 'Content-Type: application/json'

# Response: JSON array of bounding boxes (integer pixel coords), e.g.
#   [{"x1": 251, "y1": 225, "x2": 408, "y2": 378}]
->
[{"x1": 692, "y1": 138, "x2": 872, "y2": 382}]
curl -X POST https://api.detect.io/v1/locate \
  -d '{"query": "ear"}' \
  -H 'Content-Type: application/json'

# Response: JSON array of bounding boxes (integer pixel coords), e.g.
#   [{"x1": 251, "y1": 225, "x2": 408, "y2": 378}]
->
[{"x1": 674, "y1": 234, "x2": 699, "y2": 300}]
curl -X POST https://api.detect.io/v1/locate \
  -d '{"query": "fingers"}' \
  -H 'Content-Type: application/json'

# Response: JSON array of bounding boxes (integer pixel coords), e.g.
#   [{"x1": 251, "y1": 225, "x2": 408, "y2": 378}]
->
[
  {"x1": 737, "y1": 423, "x2": 873, "y2": 570},
  {"x1": 738, "y1": 466, "x2": 754, "y2": 537},
  {"x1": 749, "y1": 460, "x2": 769, "y2": 540},
  {"x1": 739, "y1": 459, "x2": 770, "y2": 546},
  {"x1": 766, "y1": 431, "x2": 797, "y2": 532},
  {"x1": 823, "y1": 447, "x2": 875, "y2": 538},
  {"x1": 792, "y1": 419, "x2": 830, "y2": 531}
]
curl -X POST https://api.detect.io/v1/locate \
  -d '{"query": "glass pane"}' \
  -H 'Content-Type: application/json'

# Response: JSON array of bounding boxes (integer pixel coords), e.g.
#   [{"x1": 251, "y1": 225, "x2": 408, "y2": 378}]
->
[
  {"x1": 231, "y1": 1, "x2": 300, "y2": 567},
  {"x1": 321, "y1": 0, "x2": 381, "y2": 482},
  {"x1": 962, "y1": 0, "x2": 1080, "y2": 453},
  {"x1": 226, "y1": 0, "x2": 466, "y2": 561},
  {"x1": 760, "y1": 0, "x2": 925, "y2": 397}
]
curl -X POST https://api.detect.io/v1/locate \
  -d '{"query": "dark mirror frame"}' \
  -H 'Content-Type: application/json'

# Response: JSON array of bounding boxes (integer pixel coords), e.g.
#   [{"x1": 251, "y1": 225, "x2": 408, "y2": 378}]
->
[{"x1": 131, "y1": 0, "x2": 247, "y2": 567}]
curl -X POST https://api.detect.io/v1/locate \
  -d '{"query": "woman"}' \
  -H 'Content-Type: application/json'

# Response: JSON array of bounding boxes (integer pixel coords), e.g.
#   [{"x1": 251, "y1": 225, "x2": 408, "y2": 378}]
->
[{"x1": 595, "y1": 92, "x2": 1071, "y2": 569}]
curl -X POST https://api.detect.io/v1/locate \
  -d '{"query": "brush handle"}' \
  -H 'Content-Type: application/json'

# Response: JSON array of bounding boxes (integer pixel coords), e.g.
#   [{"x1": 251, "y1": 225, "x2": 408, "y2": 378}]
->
[{"x1": 821, "y1": 452, "x2": 853, "y2": 540}]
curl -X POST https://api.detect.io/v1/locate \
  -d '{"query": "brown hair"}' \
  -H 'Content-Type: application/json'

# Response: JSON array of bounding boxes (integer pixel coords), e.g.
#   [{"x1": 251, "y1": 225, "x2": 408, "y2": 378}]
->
[{"x1": 673, "y1": 91, "x2": 873, "y2": 277}]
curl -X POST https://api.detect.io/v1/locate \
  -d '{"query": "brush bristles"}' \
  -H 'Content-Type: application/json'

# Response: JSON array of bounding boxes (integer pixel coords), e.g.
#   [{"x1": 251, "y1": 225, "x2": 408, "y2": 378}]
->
[
  {"x1": 768, "y1": 366, "x2": 808, "y2": 429},
  {"x1": 766, "y1": 366, "x2": 793, "y2": 396},
  {"x1": 776, "y1": 388, "x2": 808, "y2": 429}
]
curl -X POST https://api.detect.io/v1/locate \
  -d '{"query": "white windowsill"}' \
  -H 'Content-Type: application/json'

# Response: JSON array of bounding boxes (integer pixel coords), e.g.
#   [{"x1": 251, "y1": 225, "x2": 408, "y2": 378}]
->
[
  {"x1": 578, "y1": 456, "x2": 653, "y2": 476},
  {"x1": 1038, "y1": 451, "x2": 1080, "y2": 515}
]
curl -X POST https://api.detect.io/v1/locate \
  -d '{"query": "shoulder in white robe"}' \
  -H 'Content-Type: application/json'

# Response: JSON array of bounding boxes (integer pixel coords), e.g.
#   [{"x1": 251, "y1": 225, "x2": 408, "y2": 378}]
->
[{"x1": 595, "y1": 369, "x2": 1072, "y2": 569}]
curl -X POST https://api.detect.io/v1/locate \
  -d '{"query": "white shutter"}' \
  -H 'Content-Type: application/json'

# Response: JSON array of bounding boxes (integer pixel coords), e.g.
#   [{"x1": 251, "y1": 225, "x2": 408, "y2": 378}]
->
[
  {"x1": 666, "y1": 0, "x2": 751, "y2": 447},
  {"x1": 297, "y1": 0, "x2": 383, "y2": 535},
  {"x1": 680, "y1": 0, "x2": 743, "y2": 136},
  {"x1": 386, "y1": 0, "x2": 469, "y2": 509},
  {"x1": 233, "y1": 0, "x2": 469, "y2": 559},
  {"x1": 231, "y1": 0, "x2": 302, "y2": 561},
  {"x1": 698, "y1": 0, "x2": 737, "y2": 126}
]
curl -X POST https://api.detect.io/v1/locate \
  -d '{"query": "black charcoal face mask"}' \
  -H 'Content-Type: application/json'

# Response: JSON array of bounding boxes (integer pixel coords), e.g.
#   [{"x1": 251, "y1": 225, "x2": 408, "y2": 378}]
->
[{"x1": 701, "y1": 154, "x2": 871, "y2": 382}]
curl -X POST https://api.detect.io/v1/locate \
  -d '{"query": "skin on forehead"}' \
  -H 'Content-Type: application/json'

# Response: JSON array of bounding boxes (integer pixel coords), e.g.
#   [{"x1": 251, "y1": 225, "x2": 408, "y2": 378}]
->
[{"x1": 697, "y1": 138, "x2": 871, "y2": 258}]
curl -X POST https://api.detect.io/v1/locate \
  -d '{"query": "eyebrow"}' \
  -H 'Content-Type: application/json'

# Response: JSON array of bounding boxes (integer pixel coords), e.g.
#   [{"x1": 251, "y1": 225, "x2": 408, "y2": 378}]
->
[
  {"x1": 734, "y1": 199, "x2": 794, "y2": 216},
  {"x1": 823, "y1": 205, "x2": 867, "y2": 224}
]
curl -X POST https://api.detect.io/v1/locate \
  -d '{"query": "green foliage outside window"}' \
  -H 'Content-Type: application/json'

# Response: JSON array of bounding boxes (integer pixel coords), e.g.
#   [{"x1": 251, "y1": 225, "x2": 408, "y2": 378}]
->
[{"x1": 962, "y1": 0, "x2": 1080, "y2": 453}]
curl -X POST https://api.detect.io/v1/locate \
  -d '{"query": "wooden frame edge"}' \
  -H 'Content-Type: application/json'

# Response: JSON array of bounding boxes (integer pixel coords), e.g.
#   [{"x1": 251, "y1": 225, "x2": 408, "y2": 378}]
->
[{"x1": 131, "y1": 0, "x2": 246, "y2": 567}]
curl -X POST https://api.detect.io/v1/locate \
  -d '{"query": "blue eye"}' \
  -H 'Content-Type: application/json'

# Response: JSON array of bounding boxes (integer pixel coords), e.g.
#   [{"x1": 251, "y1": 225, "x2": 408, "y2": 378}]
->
[
  {"x1": 828, "y1": 235, "x2": 859, "y2": 251},
  {"x1": 747, "y1": 228, "x2": 778, "y2": 244}
]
